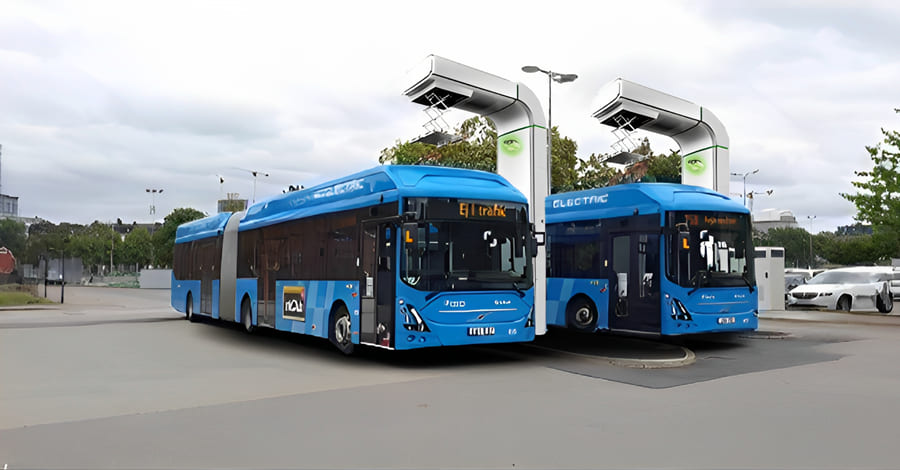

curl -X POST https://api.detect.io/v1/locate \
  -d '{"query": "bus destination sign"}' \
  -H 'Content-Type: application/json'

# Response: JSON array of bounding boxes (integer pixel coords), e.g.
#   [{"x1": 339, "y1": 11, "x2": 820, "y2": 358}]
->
[
  {"x1": 424, "y1": 199, "x2": 518, "y2": 222},
  {"x1": 683, "y1": 214, "x2": 739, "y2": 227}
]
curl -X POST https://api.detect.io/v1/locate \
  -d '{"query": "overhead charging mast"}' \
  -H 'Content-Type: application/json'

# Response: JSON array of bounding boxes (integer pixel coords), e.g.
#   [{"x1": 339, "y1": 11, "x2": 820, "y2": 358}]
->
[{"x1": 403, "y1": 55, "x2": 550, "y2": 335}]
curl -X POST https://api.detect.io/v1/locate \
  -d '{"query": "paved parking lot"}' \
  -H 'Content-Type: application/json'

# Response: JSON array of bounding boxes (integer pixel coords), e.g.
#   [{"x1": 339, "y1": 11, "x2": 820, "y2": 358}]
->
[{"x1": 2, "y1": 287, "x2": 900, "y2": 469}]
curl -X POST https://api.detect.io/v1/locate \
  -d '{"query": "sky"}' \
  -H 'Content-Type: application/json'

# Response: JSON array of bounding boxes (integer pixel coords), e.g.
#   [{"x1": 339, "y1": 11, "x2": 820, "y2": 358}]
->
[{"x1": 1, "y1": 0, "x2": 899, "y2": 234}]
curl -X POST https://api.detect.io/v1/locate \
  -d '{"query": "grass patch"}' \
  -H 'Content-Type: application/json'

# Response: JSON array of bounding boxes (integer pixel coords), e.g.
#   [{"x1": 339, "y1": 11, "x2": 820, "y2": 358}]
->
[
  {"x1": 0, "y1": 291, "x2": 55, "y2": 306},
  {"x1": 108, "y1": 281, "x2": 139, "y2": 288}
]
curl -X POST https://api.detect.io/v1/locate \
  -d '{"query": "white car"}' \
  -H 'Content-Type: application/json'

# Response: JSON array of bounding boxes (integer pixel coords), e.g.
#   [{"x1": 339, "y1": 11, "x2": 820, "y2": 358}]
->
[{"x1": 788, "y1": 267, "x2": 894, "y2": 313}]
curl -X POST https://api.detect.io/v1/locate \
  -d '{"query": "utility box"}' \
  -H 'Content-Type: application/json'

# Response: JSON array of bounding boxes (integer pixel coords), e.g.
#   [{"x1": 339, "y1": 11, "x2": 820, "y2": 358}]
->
[{"x1": 754, "y1": 246, "x2": 785, "y2": 311}]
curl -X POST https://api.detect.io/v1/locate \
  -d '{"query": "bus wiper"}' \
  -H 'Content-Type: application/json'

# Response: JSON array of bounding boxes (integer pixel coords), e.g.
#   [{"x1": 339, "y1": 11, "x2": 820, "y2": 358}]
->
[
  {"x1": 687, "y1": 271, "x2": 708, "y2": 296},
  {"x1": 512, "y1": 281, "x2": 525, "y2": 298},
  {"x1": 742, "y1": 271, "x2": 755, "y2": 293}
]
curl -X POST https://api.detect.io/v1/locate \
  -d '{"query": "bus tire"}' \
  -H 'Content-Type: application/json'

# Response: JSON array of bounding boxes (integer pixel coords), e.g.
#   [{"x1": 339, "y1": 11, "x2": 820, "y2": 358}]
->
[
  {"x1": 185, "y1": 293, "x2": 195, "y2": 322},
  {"x1": 241, "y1": 297, "x2": 255, "y2": 333},
  {"x1": 836, "y1": 295, "x2": 852, "y2": 312},
  {"x1": 329, "y1": 304, "x2": 354, "y2": 355},
  {"x1": 566, "y1": 297, "x2": 598, "y2": 332}
]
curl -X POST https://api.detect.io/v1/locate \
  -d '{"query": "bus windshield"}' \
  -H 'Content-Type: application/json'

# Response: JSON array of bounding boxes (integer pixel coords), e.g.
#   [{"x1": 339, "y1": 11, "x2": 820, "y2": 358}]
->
[
  {"x1": 400, "y1": 198, "x2": 532, "y2": 292},
  {"x1": 666, "y1": 211, "x2": 755, "y2": 290}
]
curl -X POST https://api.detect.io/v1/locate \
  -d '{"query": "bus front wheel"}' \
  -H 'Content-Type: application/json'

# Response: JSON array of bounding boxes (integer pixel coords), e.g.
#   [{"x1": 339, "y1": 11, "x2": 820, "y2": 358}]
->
[
  {"x1": 241, "y1": 297, "x2": 255, "y2": 334},
  {"x1": 185, "y1": 293, "x2": 195, "y2": 322},
  {"x1": 566, "y1": 297, "x2": 597, "y2": 332},
  {"x1": 329, "y1": 305, "x2": 354, "y2": 355}
]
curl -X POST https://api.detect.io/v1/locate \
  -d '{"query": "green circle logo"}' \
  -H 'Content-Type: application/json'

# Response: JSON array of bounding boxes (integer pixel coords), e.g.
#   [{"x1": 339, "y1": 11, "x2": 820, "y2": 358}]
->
[
  {"x1": 499, "y1": 134, "x2": 523, "y2": 156},
  {"x1": 684, "y1": 154, "x2": 707, "y2": 175}
]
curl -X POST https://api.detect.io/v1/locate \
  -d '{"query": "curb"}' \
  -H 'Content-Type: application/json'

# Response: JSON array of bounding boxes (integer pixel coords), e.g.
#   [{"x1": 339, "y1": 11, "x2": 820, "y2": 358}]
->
[
  {"x1": 0, "y1": 305, "x2": 60, "y2": 312},
  {"x1": 523, "y1": 342, "x2": 696, "y2": 369}
]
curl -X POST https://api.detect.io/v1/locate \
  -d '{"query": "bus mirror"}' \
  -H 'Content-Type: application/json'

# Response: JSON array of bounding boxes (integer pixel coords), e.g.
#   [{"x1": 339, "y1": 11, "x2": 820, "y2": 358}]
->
[
  {"x1": 699, "y1": 229, "x2": 709, "y2": 241},
  {"x1": 402, "y1": 222, "x2": 418, "y2": 245}
]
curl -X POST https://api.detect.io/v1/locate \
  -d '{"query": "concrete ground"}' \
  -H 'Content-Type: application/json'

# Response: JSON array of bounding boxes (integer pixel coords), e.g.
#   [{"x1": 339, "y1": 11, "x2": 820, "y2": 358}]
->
[{"x1": 2, "y1": 287, "x2": 899, "y2": 469}]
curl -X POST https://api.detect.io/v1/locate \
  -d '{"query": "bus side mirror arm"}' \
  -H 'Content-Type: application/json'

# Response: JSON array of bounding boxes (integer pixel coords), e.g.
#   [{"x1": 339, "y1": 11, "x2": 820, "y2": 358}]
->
[{"x1": 530, "y1": 232, "x2": 544, "y2": 258}]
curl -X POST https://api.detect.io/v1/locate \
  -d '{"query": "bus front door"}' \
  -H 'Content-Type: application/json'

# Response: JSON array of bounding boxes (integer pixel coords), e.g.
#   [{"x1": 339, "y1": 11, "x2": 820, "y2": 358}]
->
[
  {"x1": 609, "y1": 233, "x2": 661, "y2": 333},
  {"x1": 359, "y1": 222, "x2": 395, "y2": 347}
]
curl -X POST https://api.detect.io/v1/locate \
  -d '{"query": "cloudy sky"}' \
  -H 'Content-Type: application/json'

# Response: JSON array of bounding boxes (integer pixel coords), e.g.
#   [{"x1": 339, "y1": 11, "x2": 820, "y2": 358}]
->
[{"x1": 2, "y1": 0, "x2": 899, "y2": 233}]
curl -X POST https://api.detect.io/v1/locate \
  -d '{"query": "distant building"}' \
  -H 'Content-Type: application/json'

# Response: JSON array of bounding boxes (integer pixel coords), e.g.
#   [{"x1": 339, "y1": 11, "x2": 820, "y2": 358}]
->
[
  {"x1": 0, "y1": 193, "x2": 18, "y2": 218},
  {"x1": 753, "y1": 209, "x2": 798, "y2": 233},
  {"x1": 218, "y1": 193, "x2": 248, "y2": 213}
]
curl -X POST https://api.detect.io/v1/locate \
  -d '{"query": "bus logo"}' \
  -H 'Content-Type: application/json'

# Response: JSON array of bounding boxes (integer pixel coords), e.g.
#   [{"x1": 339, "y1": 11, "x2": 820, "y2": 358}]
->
[
  {"x1": 283, "y1": 285, "x2": 306, "y2": 321},
  {"x1": 312, "y1": 178, "x2": 364, "y2": 200},
  {"x1": 445, "y1": 300, "x2": 466, "y2": 308},
  {"x1": 551, "y1": 194, "x2": 608, "y2": 209}
]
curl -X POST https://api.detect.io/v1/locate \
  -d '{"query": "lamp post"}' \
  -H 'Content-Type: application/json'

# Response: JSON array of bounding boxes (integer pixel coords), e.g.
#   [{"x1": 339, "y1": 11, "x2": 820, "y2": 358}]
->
[
  {"x1": 145, "y1": 188, "x2": 164, "y2": 215},
  {"x1": 747, "y1": 189, "x2": 773, "y2": 213},
  {"x1": 730, "y1": 169, "x2": 759, "y2": 208},
  {"x1": 806, "y1": 215, "x2": 816, "y2": 268},
  {"x1": 48, "y1": 246, "x2": 65, "y2": 304},
  {"x1": 521, "y1": 65, "x2": 578, "y2": 181},
  {"x1": 234, "y1": 169, "x2": 270, "y2": 203}
]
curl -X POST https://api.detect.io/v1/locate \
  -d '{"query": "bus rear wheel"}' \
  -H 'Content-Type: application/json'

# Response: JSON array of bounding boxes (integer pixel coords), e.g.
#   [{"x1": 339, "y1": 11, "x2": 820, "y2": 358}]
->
[
  {"x1": 185, "y1": 293, "x2": 195, "y2": 322},
  {"x1": 241, "y1": 297, "x2": 255, "y2": 333},
  {"x1": 329, "y1": 305, "x2": 354, "y2": 355},
  {"x1": 566, "y1": 297, "x2": 597, "y2": 332}
]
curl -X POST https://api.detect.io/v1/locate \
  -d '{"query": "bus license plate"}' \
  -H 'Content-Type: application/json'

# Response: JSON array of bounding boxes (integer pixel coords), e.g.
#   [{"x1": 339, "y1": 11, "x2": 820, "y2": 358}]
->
[
  {"x1": 717, "y1": 317, "x2": 736, "y2": 325},
  {"x1": 468, "y1": 327, "x2": 495, "y2": 336}
]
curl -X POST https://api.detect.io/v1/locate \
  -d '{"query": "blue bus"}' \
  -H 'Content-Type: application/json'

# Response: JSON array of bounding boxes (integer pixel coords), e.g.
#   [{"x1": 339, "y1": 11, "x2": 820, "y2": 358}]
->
[
  {"x1": 545, "y1": 183, "x2": 758, "y2": 336},
  {"x1": 171, "y1": 165, "x2": 536, "y2": 353}
]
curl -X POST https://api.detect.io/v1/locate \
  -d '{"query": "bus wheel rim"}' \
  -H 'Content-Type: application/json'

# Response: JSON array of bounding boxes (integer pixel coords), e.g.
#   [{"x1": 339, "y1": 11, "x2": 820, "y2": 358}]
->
[{"x1": 335, "y1": 315, "x2": 350, "y2": 344}]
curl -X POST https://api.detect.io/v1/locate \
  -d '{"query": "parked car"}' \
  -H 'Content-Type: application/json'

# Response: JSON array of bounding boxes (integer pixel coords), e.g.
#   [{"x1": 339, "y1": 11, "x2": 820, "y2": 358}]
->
[
  {"x1": 891, "y1": 269, "x2": 900, "y2": 300},
  {"x1": 784, "y1": 272, "x2": 810, "y2": 304},
  {"x1": 787, "y1": 267, "x2": 893, "y2": 313}
]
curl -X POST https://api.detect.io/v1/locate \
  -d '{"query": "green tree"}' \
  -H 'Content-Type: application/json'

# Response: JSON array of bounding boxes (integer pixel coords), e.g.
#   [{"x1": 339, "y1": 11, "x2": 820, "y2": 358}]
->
[
  {"x1": 152, "y1": 208, "x2": 205, "y2": 267},
  {"x1": 841, "y1": 108, "x2": 900, "y2": 257},
  {"x1": 644, "y1": 150, "x2": 682, "y2": 182},
  {"x1": 0, "y1": 219, "x2": 26, "y2": 257},
  {"x1": 68, "y1": 221, "x2": 118, "y2": 274},
  {"x1": 574, "y1": 153, "x2": 617, "y2": 190},
  {"x1": 816, "y1": 229, "x2": 898, "y2": 266},
  {"x1": 756, "y1": 227, "x2": 816, "y2": 268},
  {"x1": 23, "y1": 221, "x2": 82, "y2": 265},
  {"x1": 121, "y1": 227, "x2": 153, "y2": 269},
  {"x1": 550, "y1": 126, "x2": 579, "y2": 193}
]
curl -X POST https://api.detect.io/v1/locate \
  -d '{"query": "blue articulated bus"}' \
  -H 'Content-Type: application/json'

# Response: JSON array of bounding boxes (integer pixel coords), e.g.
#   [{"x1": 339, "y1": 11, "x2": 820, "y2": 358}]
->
[
  {"x1": 172, "y1": 165, "x2": 536, "y2": 353},
  {"x1": 545, "y1": 183, "x2": 758, "y2": 336}
]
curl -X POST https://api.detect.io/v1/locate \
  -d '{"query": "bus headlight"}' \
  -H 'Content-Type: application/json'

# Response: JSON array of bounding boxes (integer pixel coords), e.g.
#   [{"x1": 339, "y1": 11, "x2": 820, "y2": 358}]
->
[
  {"x1": 401, "y1": 304, "x2": 429, "y2": 332},
  {"x1": 670, "y1": 299, "x2": 692, "y2": 321},
  {"x1": 525, "y1": 306, "x2": 534, "y2": 328}
]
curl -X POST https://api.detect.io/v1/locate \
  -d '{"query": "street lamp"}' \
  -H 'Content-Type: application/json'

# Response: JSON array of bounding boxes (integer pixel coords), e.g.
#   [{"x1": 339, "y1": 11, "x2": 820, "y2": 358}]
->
[
  {"x1": 234, "y1": 169, "x2": 269, "y2": 203},
  {"x1": 48, "y1": 246, "x2": 65, "y2": 304},
  {"x1": 806, "y1": 215, "x2": 817, "y2": 269},
  {"x1": 145, "y1": 188, "x2": 164, "y2": 215},
  {"x1": 746, "y1": 189, "x2": 773, "y2": 212},
  {"x1": 521, "y1": 65, "x2": 578, "y2": 177},
  {"x1": 730, "y1": 169, "x2": 759, "y2": 208}
]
